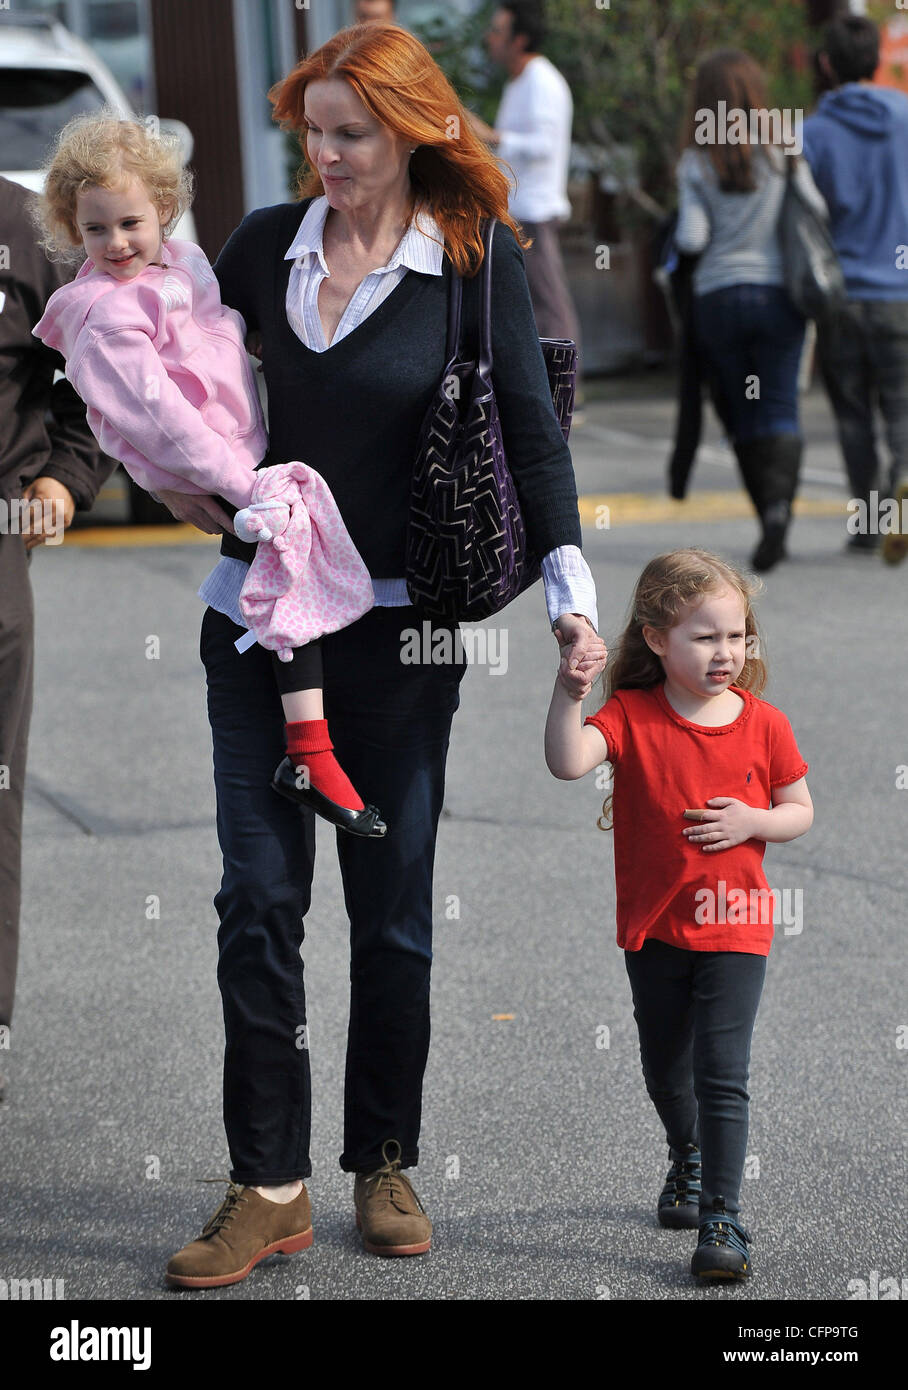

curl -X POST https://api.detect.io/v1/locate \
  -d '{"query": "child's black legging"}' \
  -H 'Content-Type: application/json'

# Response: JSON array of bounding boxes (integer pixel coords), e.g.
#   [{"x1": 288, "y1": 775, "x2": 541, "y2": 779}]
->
[
  {"x1": 624, "y1": 938, "x2": 766, "y2": 1220},
  {"x1": 270, "y1": 639, "x2": 322, "y2": 696}
]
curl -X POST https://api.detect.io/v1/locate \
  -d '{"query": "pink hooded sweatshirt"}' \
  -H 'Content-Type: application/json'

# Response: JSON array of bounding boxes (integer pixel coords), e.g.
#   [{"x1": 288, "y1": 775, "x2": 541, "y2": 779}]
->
[{"x1": 33, "y1": 238, "x2": 266, "y2": 508}]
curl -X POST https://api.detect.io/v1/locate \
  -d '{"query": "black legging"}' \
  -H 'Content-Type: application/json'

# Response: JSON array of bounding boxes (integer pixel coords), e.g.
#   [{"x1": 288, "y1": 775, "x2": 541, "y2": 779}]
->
[
  {"x1": 624, "y1": 938, "x2": 767, "y2": 1218},
  {"x1": 270, "y1": 638, "x2": 322, "y2": 696}
]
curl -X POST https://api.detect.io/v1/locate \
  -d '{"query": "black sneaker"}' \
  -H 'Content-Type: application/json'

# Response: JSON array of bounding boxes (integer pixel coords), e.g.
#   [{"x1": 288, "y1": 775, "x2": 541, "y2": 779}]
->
[
  {"x1": 845, "y1": 532, "x2": 879, "y2": 554},
  {"x1": 658, "y1": 1143, "x2": 701, "y2": 1229},
  {"x1": 690, "y1": 1196, "x2": 752, "y2": 1280}
]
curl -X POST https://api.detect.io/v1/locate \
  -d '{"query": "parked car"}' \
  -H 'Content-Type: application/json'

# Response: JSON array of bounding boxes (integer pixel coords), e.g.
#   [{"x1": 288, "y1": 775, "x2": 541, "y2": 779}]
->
[{"x1": 1, "y1": 10, "x2": 196, "y2": 524}]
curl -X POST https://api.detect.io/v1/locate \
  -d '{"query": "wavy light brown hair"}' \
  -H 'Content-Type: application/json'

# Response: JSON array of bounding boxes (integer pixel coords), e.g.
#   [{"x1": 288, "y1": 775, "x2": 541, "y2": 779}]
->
[
  {"x1": 682, "y1": 49, "x2": 783, "y2": 193},
  {"x1": 37, "y1": 111, "x2": 193, "y2": 262},
  {"x1": 269, "y1": 22, "x2": 529, "y2": 276},
  {"x1": 597, "y1": 549, "x2": 766, "y2": 831}
]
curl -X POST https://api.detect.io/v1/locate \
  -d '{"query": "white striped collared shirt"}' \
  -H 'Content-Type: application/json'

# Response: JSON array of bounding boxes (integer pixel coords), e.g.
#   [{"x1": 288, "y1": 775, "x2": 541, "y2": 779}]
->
[{"x1": 198, "y1": 196, "x2": 597, "y2": 631}]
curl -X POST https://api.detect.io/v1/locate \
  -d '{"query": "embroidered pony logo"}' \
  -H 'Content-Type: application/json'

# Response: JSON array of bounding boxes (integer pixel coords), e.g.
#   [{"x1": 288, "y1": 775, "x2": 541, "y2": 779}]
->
[
  {"x1": 182, "y1": 251, "x2": 217, "y2": 288},
  {"x1": 157, "y1": 274, "x2": 191, "y2": 311}
]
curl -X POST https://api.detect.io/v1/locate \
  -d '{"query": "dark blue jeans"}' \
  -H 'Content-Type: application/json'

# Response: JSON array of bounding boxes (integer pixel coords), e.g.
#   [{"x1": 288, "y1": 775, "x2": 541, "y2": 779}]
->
[
  {"x1": 200, "y1": 603, "x2": 466, "y2": 1183},
  {"x1": 693, "y1": 284, "x2": 806, "y2": 443},
  {"x1": 624, "y1": 939, "x2": 767, "y2": 1218},
  {"x1": 817, "y1": 298, "x2": 908, "y2": 504}
]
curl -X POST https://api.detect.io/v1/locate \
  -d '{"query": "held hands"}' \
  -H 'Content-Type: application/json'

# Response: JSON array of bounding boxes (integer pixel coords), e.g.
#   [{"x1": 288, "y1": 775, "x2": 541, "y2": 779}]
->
[
  {"x1": 683, "y1": 797, "x2": 760, "y2": 852},
  {"x1": 553, "y1": 613, "x2": 607, "y2": 701}
]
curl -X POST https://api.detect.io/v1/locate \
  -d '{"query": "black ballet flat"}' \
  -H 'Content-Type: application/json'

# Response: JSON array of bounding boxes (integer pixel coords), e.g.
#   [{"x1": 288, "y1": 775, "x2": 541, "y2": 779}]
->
[{"x1": 271, "y1": 757, "x2": 388, "y2": 838}]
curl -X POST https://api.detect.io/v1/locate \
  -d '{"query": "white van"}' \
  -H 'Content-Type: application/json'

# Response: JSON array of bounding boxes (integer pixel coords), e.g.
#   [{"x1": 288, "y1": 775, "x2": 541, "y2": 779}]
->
[
  {"x1": 1, "y1": 10, "x2": 197, "y2": 522},
  {"x1": 0, "y1": 10, "x2": 196, "y2": 238}
]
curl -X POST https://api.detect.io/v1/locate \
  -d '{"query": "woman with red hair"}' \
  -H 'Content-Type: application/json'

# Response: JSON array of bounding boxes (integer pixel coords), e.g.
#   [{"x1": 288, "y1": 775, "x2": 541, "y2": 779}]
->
[{"x1": 158, "y1": 22, "x2": 603, "y2": 1286}]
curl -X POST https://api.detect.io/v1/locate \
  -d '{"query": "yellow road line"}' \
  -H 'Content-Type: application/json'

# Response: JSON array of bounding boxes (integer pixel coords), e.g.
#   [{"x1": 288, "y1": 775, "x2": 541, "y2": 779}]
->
[
  {"x1": 64, "y1": 524, "x2": 220, "y2": 548},
  {"x1": 62, "y1": 491, "x2": 846, "y2": 547},
  {"x1": 578, "y1": 491, "x2": 845, "y2": 527}
]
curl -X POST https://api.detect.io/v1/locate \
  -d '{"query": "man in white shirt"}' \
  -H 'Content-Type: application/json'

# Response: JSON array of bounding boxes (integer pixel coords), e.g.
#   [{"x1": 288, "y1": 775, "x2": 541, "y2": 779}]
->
[
  {"x1": 469, "y1": 1, "x2": 582, "y2": 364},
  {"x1": 353, "y1": 0, "x2": 395, "y2": 21}
]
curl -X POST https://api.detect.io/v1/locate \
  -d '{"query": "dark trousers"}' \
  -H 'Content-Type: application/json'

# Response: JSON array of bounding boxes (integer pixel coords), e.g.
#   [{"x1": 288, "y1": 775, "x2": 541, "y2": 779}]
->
[
  {"x1": 624, "y1": 939, "x2": 767, "y2": 1217},
  {"x1": 817, "y1": 298, "x2": 908, "y2": 508},
  {"x1": 693, "y1": 284, "x2": 806, "y2": 443},
  {"x1": 521, "y1": 218, "x2": 583, "y2": 368},
  {"x1": 200, "y1": 603, "x2": 466, "y2": 1183},
  {"x1": 0, "y1": 534, "x2": 34, "y2": 1029}
]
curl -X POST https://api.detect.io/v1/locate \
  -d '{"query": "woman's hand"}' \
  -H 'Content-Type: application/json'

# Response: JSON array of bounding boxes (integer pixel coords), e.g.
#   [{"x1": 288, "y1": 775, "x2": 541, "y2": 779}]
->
[
  {"x1": 154, "y1": 490, "x2": 237, "y2": 536},
  {"x1": 553, "y1": 613, "x2": 607, "y2": 701},
  {"x1": 245, "y1": 331, "x2": 264, "y2": 372}
]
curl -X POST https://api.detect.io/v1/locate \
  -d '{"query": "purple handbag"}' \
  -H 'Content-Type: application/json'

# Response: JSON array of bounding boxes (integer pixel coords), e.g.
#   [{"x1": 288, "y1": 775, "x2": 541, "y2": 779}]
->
[{"x1": 406, "y1": 217, "x2": 577, "y2": 621}]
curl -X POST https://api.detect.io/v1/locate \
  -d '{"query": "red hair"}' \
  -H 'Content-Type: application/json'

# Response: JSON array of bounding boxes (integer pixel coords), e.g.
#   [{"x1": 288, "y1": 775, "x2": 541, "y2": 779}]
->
[{"x1": 269, "y1": 22, "x2": 529, "y2": 276}]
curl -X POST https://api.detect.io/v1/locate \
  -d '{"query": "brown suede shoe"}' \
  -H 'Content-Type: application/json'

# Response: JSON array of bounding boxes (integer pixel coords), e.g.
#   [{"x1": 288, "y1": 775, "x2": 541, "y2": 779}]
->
[
  {"x1": 165, "y1": 1180, "x2": 313, "y2": 1289},
  {"x1": 354, "y1": 1140, "x2": 431, "y2": 1256}
]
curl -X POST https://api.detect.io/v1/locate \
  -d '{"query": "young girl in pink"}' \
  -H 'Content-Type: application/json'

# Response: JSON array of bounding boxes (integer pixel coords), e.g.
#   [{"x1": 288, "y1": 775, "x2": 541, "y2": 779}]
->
[
  {"x1": 545, "y1": 548, "x2": 813, "y2": 1280},
  {"x1": 34, "y1": 114, "x2": 385, "y2": 838}
]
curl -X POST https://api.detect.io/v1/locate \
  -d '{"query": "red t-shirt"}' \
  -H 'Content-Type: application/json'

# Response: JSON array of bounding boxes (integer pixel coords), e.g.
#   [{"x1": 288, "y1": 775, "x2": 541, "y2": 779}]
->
[{"x1": 583, "y1": 685, "x2": 808, "y2": 956}]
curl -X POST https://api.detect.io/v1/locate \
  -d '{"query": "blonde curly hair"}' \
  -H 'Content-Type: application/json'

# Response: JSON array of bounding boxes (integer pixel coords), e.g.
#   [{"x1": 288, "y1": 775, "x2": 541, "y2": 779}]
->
[{"x1": 36, "y1": 110, "x2": 194, "y2": 263}]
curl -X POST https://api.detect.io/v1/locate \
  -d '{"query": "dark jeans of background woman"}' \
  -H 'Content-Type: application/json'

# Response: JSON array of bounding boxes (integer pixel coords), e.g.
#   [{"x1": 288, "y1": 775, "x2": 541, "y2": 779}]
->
[
  {"x1": 694, "y1": 283, "x2": 807, "y2": 569},
  {"x1": 201, "y1": 603, "x2": 467, "y2": 1183},
  {"x1": 693, "y1": 283, "x2": 806, "y2": 443},
  {"x1": 624, "y1": 939, "x2": 767, "y2": 1219}
]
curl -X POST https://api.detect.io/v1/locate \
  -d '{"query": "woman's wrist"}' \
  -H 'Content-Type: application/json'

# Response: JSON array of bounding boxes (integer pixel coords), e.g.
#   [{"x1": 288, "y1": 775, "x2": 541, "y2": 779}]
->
[{"x1": 551, "y1": 612, "x2": 596, "y2": 633}]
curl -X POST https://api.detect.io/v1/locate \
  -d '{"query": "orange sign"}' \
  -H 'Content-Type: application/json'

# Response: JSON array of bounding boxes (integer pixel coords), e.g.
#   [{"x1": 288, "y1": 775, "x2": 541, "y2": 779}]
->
[{"x1": 875, "y1": 16, "x2": 908, "y2": 95}]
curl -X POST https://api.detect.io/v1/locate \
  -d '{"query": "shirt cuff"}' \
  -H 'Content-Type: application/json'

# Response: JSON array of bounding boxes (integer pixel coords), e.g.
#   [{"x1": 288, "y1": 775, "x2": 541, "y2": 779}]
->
[{"x1": 541, "y1": 546, "x2": 599, "y2": 630}]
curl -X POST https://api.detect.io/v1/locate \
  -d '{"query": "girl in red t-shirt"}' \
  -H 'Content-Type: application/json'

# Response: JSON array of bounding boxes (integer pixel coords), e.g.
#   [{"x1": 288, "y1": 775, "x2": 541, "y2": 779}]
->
[{"x1": 545, "y1": 548, "x2": 812, "y2": 1281}]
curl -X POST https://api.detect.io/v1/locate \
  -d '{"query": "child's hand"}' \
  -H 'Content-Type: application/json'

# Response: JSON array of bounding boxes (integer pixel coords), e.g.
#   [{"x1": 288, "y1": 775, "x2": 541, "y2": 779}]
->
[
  {"x1": 557, "y1": 646, "x2": 607, "y2": 701},
  {"x1": 553, "y1": 615, "x2": 607, "y2": 701},
  {"x1": 682, "y1": 797, "x2": 760, "y2": 852}
]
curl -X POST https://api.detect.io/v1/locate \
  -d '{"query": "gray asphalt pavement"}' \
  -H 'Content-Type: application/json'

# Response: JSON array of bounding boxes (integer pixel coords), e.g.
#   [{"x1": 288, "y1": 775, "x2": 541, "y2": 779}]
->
[{"x1": 3, "y1": 381, "x2": 906, "y2": 1310}]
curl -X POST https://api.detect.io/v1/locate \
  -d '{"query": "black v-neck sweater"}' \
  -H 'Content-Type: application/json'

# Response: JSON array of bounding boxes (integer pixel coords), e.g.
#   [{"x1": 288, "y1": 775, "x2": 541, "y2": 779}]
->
[{"x1": 213, "y1": 199, "x2": 582, "y2": 576}]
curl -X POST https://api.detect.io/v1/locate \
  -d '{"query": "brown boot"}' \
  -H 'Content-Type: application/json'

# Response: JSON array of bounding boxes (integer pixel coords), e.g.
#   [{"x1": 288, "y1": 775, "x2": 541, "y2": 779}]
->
[
  {"x1": 165, "y1": 1180, "x2": 313, "y2": 1289},
  {"x1": 354, "y1": 1140, "x2": 432, "y2": 1256}
]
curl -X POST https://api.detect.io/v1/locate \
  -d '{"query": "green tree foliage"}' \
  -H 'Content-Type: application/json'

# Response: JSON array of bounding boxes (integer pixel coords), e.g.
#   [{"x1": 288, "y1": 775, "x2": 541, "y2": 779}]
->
[
  {"x1": 416, "y1": 0, "x2": 815, "y2": 223},
  {"x1": 544, "y1": 0, "x2": 813, "y2": 216}
]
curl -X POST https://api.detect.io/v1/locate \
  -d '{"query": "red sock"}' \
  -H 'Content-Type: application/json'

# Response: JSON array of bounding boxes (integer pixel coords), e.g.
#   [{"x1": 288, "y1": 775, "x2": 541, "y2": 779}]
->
[{"x1": 285, "y1": 719, "x2": 364, "y2": 812}]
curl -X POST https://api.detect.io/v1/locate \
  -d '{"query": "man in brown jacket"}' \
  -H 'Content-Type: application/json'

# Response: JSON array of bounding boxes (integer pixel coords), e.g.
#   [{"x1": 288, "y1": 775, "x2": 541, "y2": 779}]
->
[{"x1": 0, "y1": 175, "x2": 114, "y2": 1099}]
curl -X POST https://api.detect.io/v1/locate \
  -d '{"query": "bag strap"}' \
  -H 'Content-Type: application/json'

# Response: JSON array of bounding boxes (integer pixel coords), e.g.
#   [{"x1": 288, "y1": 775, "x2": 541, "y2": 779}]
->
[
  {"x1": 445, "y1": 216, "x2": 497, "y2": 371},
  {"x1": 479, "y1": 217, "x2": 496, "y2": 377},
  {"x1": 445, "y1": 255, "x2": 463, "y2": 363}
]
